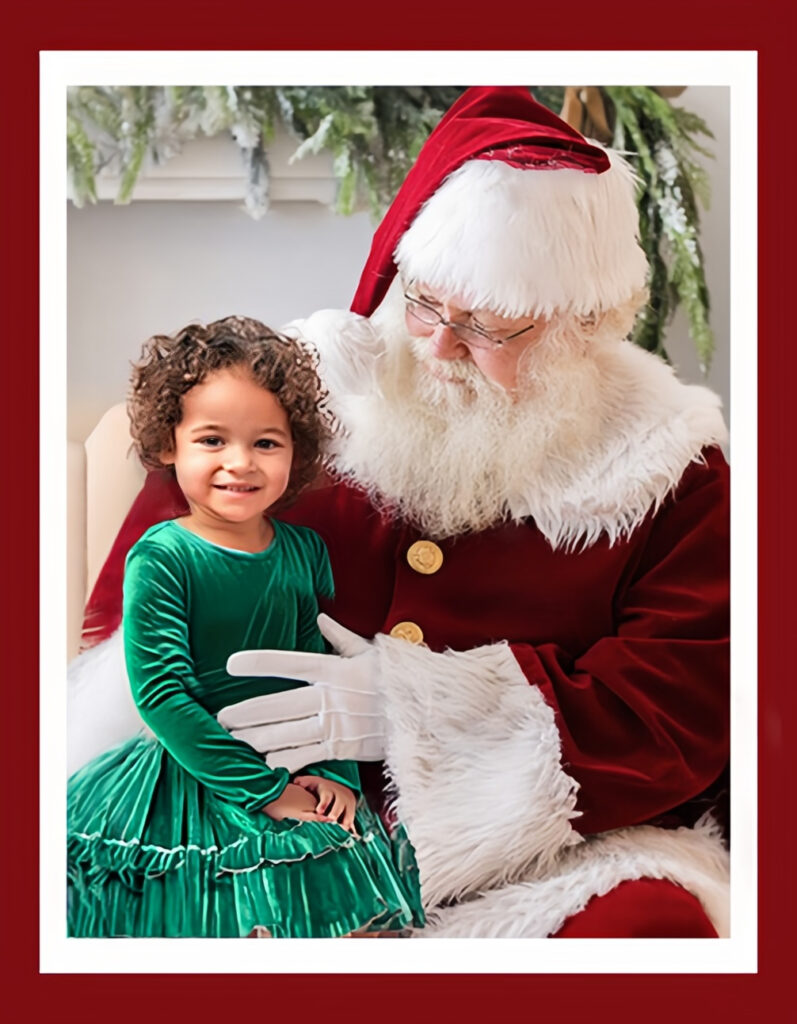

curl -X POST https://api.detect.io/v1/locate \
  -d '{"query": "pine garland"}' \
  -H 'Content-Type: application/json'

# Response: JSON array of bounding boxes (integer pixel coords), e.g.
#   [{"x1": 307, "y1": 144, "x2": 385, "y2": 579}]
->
[
  {"x1": 604, "y1": 87, "x2": 714, "y2": 367},
  {"x1": 66, "y1": 85, "x2": 716, "y2": 368}
]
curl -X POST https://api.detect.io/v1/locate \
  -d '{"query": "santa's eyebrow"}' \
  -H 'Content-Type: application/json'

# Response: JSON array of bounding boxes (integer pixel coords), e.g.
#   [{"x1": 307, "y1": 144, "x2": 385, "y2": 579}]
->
[{"x1": 414, "y1": 289, "x2": 443, "y2": 306}]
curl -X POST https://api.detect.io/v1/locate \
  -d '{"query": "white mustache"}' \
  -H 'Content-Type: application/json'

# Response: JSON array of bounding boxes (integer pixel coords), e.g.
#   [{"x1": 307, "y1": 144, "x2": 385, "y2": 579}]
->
[{"x1": 408, "y1": 336, "x2": 510, "y2": 406}]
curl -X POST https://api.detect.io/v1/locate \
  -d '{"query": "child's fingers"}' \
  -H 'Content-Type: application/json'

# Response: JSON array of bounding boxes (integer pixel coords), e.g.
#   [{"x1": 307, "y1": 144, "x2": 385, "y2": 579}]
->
[
  {"x1": 341, "y1": 802, "x2": 357, "y2": 833},
  {"x1": 325, "y1": 794, "x2": 346, "y2": 821},
  {"x1": 292, "y1": 776, "x2": 316, "y2": 791},
  {"x1": 316, "y1": 789, "x2": 333, "y2": 814},
  {"x1": 343, "y1": 801, "x2": 360, "y2": 836}
]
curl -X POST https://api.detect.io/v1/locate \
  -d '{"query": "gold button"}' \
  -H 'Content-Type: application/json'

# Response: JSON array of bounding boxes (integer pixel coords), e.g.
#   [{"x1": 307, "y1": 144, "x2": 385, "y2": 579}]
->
[
  {"x1": 407, "y1": 540, "x2": 444, "y2": 575},
  {"x1": 389, "y1": 621, "x2": 425, "y2": 645}
]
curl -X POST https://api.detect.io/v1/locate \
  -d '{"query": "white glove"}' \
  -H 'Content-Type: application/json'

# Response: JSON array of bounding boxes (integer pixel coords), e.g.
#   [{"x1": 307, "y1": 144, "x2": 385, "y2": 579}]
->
[{"x1": 219, "y1": 613, "x2": 386, "y2": 773}]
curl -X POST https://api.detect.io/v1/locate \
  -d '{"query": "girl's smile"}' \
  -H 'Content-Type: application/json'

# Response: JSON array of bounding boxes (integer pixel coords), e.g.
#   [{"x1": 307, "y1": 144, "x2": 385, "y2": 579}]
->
[
  {"x1": 213, "y1": 483, "x2": 261, "y2": 493},
  {"x1": 160, "y1": 367, "x2": 295, "y2": 550}
]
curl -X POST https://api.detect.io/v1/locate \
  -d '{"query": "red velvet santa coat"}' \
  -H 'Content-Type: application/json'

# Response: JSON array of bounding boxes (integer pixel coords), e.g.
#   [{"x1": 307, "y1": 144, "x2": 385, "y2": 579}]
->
[{"x1": 281, "y1": 447, "x2": 729, "y2": 841}]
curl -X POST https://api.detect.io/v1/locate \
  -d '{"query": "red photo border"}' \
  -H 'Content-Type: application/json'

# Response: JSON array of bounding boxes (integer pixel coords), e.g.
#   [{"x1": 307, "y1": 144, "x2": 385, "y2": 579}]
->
[{"x1": 4, "y1": 1, "x2": 791, "y2": 1016}]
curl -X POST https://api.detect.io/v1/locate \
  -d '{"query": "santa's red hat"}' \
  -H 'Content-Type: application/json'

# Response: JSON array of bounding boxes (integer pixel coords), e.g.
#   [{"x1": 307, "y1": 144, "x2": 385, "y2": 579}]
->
[{"x1": 351, "y1": 86, "x2": 648, "y2": 320}]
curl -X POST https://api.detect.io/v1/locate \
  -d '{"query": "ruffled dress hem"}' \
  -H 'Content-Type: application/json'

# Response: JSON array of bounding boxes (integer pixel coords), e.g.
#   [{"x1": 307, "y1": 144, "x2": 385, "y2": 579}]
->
[{"x1": 68, "y1": 736, "x2": 424, "y2": 938}]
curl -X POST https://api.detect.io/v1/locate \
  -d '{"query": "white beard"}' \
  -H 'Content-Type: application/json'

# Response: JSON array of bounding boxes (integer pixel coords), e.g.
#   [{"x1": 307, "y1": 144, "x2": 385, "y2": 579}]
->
[{"x1": 329, "y1": 318, "x2": 606, "y2": 539}]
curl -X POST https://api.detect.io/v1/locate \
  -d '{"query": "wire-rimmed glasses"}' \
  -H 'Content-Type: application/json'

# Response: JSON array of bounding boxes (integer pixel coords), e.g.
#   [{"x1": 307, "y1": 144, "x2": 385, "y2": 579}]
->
[{"x1": 403, "y1": 292, "x2": 536, "y2": 350}]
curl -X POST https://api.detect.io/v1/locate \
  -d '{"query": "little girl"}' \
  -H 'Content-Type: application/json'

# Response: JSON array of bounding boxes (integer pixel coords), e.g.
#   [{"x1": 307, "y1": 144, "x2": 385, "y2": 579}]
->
[{"x1": 67, "y1": 316, "x2": 424, "y2": 938}]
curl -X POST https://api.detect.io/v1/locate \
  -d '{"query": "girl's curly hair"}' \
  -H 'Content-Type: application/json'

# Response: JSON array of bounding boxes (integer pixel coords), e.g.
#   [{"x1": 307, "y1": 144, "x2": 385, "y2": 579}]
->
[{"x1": 128, "y1": 316, "x2": 333, "y2": 507}]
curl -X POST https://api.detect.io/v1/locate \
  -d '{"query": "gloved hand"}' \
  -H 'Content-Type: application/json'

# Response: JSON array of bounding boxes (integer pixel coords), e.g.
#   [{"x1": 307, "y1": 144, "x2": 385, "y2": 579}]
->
[{"x1": 219, "y1": 613, "x2": 386, "y2": 773}]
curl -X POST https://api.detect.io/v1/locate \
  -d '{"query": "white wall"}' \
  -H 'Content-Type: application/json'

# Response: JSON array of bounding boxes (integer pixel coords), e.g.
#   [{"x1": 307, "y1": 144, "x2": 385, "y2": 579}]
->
[
  {"x1": 67, "y1": 199, "x2": 374, "y2": 441},
  {"x1": 67, "y1": 87, "x2": 730, "y2": 442}
]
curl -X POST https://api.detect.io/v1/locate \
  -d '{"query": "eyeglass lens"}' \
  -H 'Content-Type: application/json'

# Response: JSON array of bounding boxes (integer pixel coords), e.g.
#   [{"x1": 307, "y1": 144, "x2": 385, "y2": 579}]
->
[{"x1": 405, "y1": 297, "x2": 499, "y2": 349}]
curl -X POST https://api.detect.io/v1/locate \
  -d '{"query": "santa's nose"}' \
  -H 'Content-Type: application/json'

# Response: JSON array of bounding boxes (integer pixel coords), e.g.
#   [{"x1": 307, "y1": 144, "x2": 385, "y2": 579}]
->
[{"x1": 429, "y1": 323, "x2": 469, "y2": 360}]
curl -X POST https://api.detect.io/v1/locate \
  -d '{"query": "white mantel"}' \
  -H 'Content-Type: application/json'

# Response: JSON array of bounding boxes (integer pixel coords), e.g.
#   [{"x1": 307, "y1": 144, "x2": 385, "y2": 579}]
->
[{"x1": 78, "y1": 127, "x2": 339, "y2": 206}]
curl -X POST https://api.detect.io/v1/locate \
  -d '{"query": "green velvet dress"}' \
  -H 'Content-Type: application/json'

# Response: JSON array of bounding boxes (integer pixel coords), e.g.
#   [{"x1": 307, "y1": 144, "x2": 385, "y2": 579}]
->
[{"x1": 67, "y1": 518, "x2": 424, "y2": 938}]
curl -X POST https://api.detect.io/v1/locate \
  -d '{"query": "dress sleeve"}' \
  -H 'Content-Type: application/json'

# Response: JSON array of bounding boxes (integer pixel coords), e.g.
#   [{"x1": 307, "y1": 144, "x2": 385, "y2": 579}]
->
[
  {"x1": 301, "y1": 762, "x2": 362, "y2": 793},
  {"x1": 312, "y1": 528, "x2": 335, "y2": 602},
  {"x1": 511, "y1": 448, "x2": 730, "y2": 835},
  {"x1": 123, "y1": 541, "x2": 290, "y2": 813},
  {"x1": 293, "y1": 529, "x2": 361, "y2": 795},
  {"x1": 83, "y1": 469, "x2": 188, "y2": 649}
]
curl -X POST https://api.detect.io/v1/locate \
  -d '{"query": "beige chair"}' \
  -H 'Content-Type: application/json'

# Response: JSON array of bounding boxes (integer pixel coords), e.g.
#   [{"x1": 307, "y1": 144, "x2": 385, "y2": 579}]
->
[{"x1": 67, "y1": 404, "x2": 145, "y2": 660}]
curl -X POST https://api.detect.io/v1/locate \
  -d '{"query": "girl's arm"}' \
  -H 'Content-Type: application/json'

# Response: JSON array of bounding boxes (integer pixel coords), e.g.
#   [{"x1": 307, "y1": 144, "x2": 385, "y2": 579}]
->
[{"x1": 123, "y1": 541, "x2": 291, "y2": 813}]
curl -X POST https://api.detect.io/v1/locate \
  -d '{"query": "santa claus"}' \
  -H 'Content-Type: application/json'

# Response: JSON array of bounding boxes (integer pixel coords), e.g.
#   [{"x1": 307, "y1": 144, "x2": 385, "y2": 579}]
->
[{"x1": 69, "y1": 86, "x2": 730, "y2": 938}]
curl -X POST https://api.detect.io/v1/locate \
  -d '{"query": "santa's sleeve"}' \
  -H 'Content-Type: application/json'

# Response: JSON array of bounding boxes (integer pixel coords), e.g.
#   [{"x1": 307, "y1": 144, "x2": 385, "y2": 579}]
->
[
  {"x1": 284, "y1": 309, "x2": 383, "y2": 403},
  {"x1": 513, "y1": 448, "x2": 729, "y2": 836}
]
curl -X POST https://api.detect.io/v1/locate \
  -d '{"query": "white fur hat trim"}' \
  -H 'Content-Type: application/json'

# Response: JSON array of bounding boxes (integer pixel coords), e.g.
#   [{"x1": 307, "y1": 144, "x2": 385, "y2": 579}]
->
[{"x1": 395, "y1": 154, "x2": 649, "y2": 318}]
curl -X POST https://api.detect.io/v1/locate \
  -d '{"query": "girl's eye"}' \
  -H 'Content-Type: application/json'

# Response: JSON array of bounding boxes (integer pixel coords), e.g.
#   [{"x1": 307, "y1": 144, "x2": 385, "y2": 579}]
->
[
  {"x1": 199, "y1": 436, "x2": 224, "y2": 447},
  {"x1": 255, "y1": 438, "x2": 278, "y2": 450}
]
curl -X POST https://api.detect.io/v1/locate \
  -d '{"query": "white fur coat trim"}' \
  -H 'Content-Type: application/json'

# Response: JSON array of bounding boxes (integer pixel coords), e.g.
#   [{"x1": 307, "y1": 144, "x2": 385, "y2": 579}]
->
[
  {"x1": 292, "y1": 308, "x2": 728, "y2": 552},
  {"x1": 416, "y1": 815, "x2": 730, "y2": 938},
  {"x1": 372, "y1": 633, "x2": 729, "y2": 937},
  {"x1": 509, "y1": 340, "x2": 728, "y2": 551},
  {"x1": 372, "y1": 634, "x2": 582, "y2": 909}
]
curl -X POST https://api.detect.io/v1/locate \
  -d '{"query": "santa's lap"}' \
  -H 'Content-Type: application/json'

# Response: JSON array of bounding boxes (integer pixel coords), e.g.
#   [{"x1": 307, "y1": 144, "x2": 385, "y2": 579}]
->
[{"x1": 552, "y1": 879, "x2": 717, "y2": 938}]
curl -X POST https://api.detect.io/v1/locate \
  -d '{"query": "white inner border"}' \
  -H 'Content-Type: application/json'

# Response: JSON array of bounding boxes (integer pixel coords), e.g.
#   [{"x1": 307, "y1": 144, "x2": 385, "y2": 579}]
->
[{"x1": 41, "y1": 49, "x2": 758, "y2": 975}]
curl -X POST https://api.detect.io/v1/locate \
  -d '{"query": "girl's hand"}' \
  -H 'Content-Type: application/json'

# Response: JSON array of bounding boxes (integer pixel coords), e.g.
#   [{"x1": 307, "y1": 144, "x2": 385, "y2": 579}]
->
[
  {"x1": 293, "y1": 775, "x2": 359, "y2": 836},
  {"x1": 261, "y1": 782, "x2": 336, "y2": 824}
]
